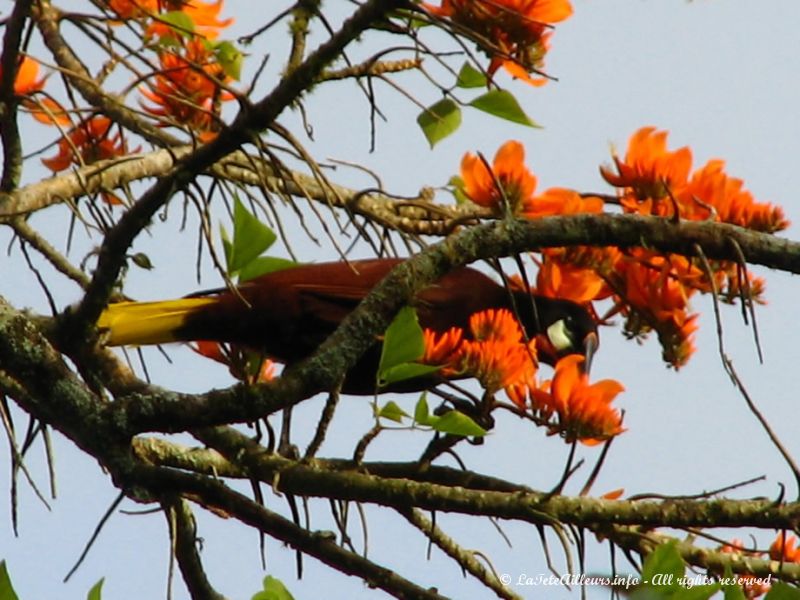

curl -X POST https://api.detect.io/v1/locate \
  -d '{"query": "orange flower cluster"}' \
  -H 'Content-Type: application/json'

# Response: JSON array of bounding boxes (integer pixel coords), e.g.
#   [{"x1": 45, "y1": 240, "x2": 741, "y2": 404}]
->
[
  {"x1": 770, "y1": 533, "x2": 800, "y2": 564},
  {"x1": 41, "y1": 115, "x2": 136, "y2": 204},
  {"x1": 423, "y1": 308, "x2": 538, "y2": 395},
  {"x1": 460, "y1": 140, "x2": 605, "y2": 217},
  {"x1": 140, "y1": 36, "x2": 234, "y2": 138},
  {"x1": 422, "y1": 0, "x2": 573, "y2": 85},
  {"x1": 134, "y1": 0, "x2": 236, "y2": 140},
  {"x1": 105, "y1": 0, "x2": 236, "y2": 139},
  {"x1": 511, "y1": 355, "x2": 624, "y2": 445},
  {"x1": 422, "y1": 308, "x2": 625, "y2": 445},
  {"x1": 602, "y1": 127, "x2": 788, "y2": 233},
  {"x1": 460, "y1": 141, "x2": 536, "y2": 212},
  {"x1": 455, "y1": 131, "x2": 787, "y2": 369},
  {"x1": 4, "y1": 56, "x2": 130, "y2": 203},
  {"x1": 42, "y1": 116, "x2": 130, "y2": 172},
  {"x1": 597, "y1": 127, "x2": 787, "y2": 366}
]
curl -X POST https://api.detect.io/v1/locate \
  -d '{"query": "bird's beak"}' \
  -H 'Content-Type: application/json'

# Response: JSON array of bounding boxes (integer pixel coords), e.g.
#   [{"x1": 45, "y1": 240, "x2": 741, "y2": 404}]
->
[{"x1": 583, "y1": 331, "x2": 598, "y2": 375}]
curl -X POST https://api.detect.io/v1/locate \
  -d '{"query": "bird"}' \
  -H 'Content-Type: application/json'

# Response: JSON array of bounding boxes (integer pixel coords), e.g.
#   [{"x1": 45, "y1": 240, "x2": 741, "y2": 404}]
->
[{"x1": 97, "y1": 257, "x2": 598, "y2": 394}]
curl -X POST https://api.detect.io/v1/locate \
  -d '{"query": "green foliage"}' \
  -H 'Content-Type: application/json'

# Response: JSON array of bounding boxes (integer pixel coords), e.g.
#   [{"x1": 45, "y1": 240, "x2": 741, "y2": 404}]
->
[
  {"x1": 221, "y1": 197, "x2": 297, "y2": 282},
  {"x1": 641, "y1": 541, "x2": 685, "y2": 583},
  {"x1": 153, "y1": 11, "x2": 195, "y2": 47},
  {"x1": 213, "y1": 40, "x2": 243, "y2": 80},
  {"x1": 376, "y1": 393, "x2": 486, "y2": 437},
  {"x1": 375, "y1": 400, "x2": 410, "y2": 423},
  {"x1": 251, "y1": 575, "x2": 295, "y2": 600},
  {"x1": 629, "y1": 542, "x2": 722, "y2": 599},
  {"x1": 377, "y1": 306, "x2": 439, "y2": 386},
  {"x1": 766, "y1": 582, "x2": 800, "y2": 599},
  {"x1": 222, "y1": 197, "x2": 278, "y2": 275},
  {"x1": 0, "y1": 562, "x2": 19, "y2": 600},
  {"x1": 468, "y1": 89, "x2": 539, "y2": 127},
  {"x1": 413, "y1": 393, "x2": 486, "y2": 437},
  {"x1": 86, "y1": 579, "x2": 104, "y2": 600},
  {"x1": 417, "y1": 99, "x2": 462, "y2": 148},
  {"x1": 455, "y1": 62, "x2": 487, "y2": 89},
  {"x1": 237, "y1": 256, "x2": 297, "y2": 282},
  {"x1": 447, "y1": 175, "x2": 470, "y2": 205}
]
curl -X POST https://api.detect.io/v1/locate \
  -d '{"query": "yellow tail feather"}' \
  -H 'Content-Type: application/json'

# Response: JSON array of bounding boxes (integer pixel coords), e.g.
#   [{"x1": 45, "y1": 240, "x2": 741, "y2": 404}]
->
[{"x1": 97, "y1": 298, "x2": 217, "y2": 346}]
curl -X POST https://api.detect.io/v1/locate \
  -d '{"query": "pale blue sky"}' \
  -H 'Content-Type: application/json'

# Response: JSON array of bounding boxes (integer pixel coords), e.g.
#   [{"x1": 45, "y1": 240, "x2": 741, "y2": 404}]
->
[{"x1": 2, "y1": 1, "x2": 800, "y2": 599}]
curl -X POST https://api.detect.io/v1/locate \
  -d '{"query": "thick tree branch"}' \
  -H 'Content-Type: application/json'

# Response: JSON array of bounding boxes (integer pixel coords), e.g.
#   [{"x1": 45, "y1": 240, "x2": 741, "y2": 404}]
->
[{"x1": 137, "y1": 430, "x2": 800, "y2": 533}]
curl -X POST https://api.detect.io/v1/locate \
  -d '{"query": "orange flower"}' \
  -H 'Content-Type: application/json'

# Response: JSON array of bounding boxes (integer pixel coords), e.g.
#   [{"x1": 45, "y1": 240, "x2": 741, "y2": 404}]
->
[
  {"x1": 685, "y1": 159, "x2": 788, "y2": 233},
  {"x1": 421, "y1": 308, "x2": 538, "y2": 398},
  {"x1": 0, "y1": 56, "x2": 70, "y2": 125},
  {"x1": 522, "y1": 187, "x2": 604, "y2": 218},
  {"x1": 529, "y1": 355, "x2": 624, "y2": 445},
  {"x1": 535, "y1": 259, "x2": 607, "y2": 305},
  {"x1": 460, "y1": 140, "x2": 537, "y2": 212},
  {"x1": 140, "y1": 37, "x2": 233, "y2": 137},
  {"x1": 600, "y1": 488, "x2": 624, "y2": 500},
  {"x1": 469, "y1": 308, "x2": 523, "y2": 343},
  {"x1": 461, "y1": 338, "x2": 537, "y2": 394},
  {"x1": 769, "y1": 533, "x2": 800, "y2": 563},
  {"x1": 601, "y1": 126, "x2": 692, "y2": 202},
  {"x1": 423, "y1": 0, "x2": 572, "y2": 85},
  {"x1": 1, "y1": 56, "x2": 46, "y2": 96},
  {"x1": 422, "y1": 327, "x2": 464, "y2": 373},
  {"x1": 145, "y1": 0, "x2": 233, "y2": 40},
  {"x1": 107, "y1": 0, "x2": 158, "y2": 19},
  {"x1": 603, "y1": 126, "x2": 789, "y2": 232},
  {"x1": 42, "y1": 116, "x2": 131, "y2": 172},
  {"x1": 613, "y1": 252, "x2": 700, "y2": 368},
  {"x1": 462, "y1": 308, "x2": 538, "y2": 393}
]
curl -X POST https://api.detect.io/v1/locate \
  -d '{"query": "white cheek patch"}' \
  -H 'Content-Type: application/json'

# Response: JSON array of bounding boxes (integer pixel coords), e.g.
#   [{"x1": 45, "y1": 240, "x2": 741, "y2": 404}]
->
[{"x1": 546, "y1": 319, "x2": 573, "y2": 352}]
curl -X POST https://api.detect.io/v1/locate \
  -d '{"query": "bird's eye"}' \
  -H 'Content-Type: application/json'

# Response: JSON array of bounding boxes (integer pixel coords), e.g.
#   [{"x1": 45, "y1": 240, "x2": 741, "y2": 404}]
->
[{"x1": 546, "y1": 318, "x2": 574, "y2": 352}]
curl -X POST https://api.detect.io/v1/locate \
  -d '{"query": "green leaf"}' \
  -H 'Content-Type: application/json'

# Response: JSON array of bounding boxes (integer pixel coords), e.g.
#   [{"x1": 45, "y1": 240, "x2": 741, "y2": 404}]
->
[
  {"x1": 677, "y1": 584, "x2": 721, "y2": 600},
  {"x1": 377, "y1": 307, "x2": 425, "y2": 384},
  {"x1": 723, "y1": 581, "x2": 748, "y2": 600},
  {"x1": 87, "y1": 578, "x2": 105, "y2": 600},
  {"x1": 766, "y1": 582, "x2": 800, "y2": 600},
  {"x1": 417, "y1": 99, "x2": 461, "y2": 148},
  {"x1": 0, "y1": 562, "x2": 19, "y2": 600},
  {"x1": 159, "y1": 11, "x2": 195, "y2": 33},
  {"x1": 252, "y1": 575, "x2": 295, "y2": 600},
  {"x1": 456, "y1": 62, "x2": 487, "y2": 89},
  {"x1": 414, "y1": 393, "x2": 433, "y2": 426},
  {"x1": 220, "y1": 223, "x2": 233, "y2": 267},
  {"x1": 238, "y1": 256, "x2": 298, "y2": 282},
  {"x1": 641, "y1": 541, "x2": 685, "y2": 587},
  {"x1": 468, "y1": 89, "x2": 539, "y2": 127},
  {"x1": 431, "y1": 410, "x2": 487, "y2": 437},
  {"x1": 376, "y1": 400, "x2": 410, "y2": 423},
  {"x1": 380, "y1": 363, "x2": 441, "y2": 386},
  {"x1": 214, "y1": 40, "x2": 243, "y2": 81},
  {"x1": 226, "y1": 197, "x2": 277, "y2": 274},
  {"x1": 447, "y1": 175, "x2": 470, "y2": 205}
]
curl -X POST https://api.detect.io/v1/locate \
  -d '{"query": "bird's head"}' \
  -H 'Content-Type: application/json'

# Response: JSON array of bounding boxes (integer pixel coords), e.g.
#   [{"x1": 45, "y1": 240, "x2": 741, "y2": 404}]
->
[{"x1": 517, "y1": 294, "x2": 599, "y2": 372}]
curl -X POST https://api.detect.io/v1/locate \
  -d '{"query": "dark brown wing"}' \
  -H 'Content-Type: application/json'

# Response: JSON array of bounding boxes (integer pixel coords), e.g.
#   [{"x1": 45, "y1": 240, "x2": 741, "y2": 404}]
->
[{"x1": 177, "y1": 258, "x2": 402, "y2": 362}]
